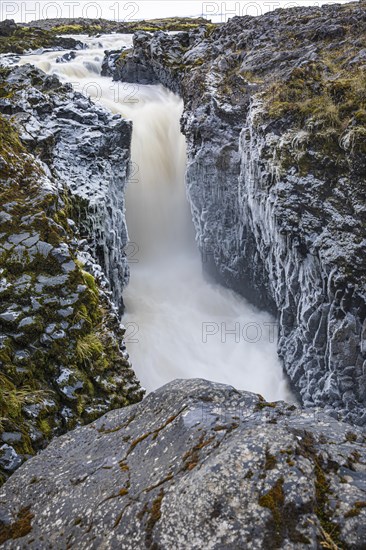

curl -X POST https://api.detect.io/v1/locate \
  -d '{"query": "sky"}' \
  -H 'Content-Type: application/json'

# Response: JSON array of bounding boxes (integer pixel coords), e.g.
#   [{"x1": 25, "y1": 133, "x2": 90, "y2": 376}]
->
[{"x1": 1, "y1": 0, "x2": 354, "y2": 23}]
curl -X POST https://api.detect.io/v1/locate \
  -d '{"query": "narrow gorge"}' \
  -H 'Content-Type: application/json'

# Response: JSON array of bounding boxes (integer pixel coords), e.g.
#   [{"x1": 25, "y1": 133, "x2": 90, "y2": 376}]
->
[
  {"x1": 0, "y1": 4, "x2": 365, "y2": 548},
  {"x1": 102, "y1": 6, "x2": 366, "y2": 426},
  {"x1": 8, "y1": 33, "x2": 294, "y2": 398}
]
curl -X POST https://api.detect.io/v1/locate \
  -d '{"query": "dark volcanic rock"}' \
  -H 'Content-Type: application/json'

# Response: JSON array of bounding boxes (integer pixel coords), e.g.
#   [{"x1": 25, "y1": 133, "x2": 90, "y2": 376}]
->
[
  {"x1": 0, "y1": 20, "x2": 86, "y2": 54},
  {"x1": 1, "y1": 64, "x2": 132, "y2": 313},
  {"x1": 105, "y1": 1, "x2": 366, "y2": 425},
  {"x1": 109, "y1": 29, "x2": 199, "y2": 94},
  {"x1": 0, "y1": 65, "x2": 143, "y2": 483},
  {"x1": 0, "y1": 379, "x2": 365, "y2": 549},
  {"x1": 55, "y1": 51, "x2": 77, "y2": 63},
  {"x1": 101, "y1": 49, "x2": 127, "y2": 77},
  {"x1": 51, "y1": 37, "x2": 86, "y2": 51},
  {"x1": 0, "y1": 19, "x2": 17, "y2": 37}
]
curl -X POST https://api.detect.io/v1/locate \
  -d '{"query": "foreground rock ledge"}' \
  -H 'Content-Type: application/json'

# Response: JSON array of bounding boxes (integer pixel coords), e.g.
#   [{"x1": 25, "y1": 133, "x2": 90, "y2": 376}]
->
[{"x1": 0, "y1": 379, "x2": 365, "y2": 549}]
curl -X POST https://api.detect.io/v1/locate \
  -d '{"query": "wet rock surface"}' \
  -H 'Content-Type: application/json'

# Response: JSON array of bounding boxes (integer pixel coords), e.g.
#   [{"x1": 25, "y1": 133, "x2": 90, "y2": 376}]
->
[
  {"x1": 1, "y1": 63, "x2": 132, "y2": 313},
  {"x1": 0, "y1": 379, "x2": 365, "y2": 549},
  {"x1": 55, "y1": 51, "x2": 76, "y2": 63},
  {"x1": 105, "y1": 1, "x2": 366, "y2": 425},
  {"x1": 0, "y1": 65, "x2": 143, "y2": 483}
]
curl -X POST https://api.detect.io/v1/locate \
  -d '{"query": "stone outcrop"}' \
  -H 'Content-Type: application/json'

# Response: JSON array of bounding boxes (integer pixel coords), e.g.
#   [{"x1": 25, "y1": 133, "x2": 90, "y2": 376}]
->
[
  {"x1": 0, "y1": 20, "x2": 17, "y2": 37},
  {"x1": 0, "y1": 20, "x2": 86, "y2": 54},
  {"x1": 1, "y1": 63, "x2": 133, "y2": 313},
  {"x1": 23, "y1": 17, "x2": 214, "y2": 35},
  {"x1": 0, "y1": 379, "x2": 365, "y2": 549},
  {"x1": 104, "y1": 1, "x2": 366, "y2": 425},
  {"x1": 107, "y1": 27, "x2": 208, "y2": 93},
  {"x1": 0, "y1": 64, "x2": 143, "y2": 483}
]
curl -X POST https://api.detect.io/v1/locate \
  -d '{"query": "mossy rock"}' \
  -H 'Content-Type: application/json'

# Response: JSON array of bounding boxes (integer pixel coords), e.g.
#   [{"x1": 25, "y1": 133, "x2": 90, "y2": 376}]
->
[{"x1": 0, "y1": 110, "x2": 143, "y2": 484}]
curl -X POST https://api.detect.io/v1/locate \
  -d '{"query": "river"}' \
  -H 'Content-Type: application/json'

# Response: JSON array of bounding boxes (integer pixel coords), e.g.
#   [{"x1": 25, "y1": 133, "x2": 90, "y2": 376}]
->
[{"x1": 17, "y1": 34, "x2": 294, "y2": 401}]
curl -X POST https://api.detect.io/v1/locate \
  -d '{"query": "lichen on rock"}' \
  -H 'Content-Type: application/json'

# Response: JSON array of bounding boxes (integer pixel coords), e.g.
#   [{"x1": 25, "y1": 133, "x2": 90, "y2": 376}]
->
[{"x1": 0, "y1": 379, "x2": 365, "y2": 548}]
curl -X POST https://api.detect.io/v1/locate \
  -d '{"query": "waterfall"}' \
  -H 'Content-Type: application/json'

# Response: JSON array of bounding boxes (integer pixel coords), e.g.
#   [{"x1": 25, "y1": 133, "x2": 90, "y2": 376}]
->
[{"x1": 17, "y1": 34, "x2": 295, "y2": 402}]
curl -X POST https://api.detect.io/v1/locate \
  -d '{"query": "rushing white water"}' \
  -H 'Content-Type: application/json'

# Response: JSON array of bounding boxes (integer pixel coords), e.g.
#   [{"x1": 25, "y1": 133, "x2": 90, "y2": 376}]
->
[{"x1": 18, "y1": 34, "x2": 294, "y2": 401}]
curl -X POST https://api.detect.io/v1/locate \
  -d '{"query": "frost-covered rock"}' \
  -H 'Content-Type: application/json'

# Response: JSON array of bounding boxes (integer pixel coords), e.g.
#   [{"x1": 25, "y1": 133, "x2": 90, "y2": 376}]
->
[
  {"x1": 1, "y1": 64, "x2": 132, "y2": 313},
  {"x1": 0, "y1": 379, "x2": 365, "y2": 549}
]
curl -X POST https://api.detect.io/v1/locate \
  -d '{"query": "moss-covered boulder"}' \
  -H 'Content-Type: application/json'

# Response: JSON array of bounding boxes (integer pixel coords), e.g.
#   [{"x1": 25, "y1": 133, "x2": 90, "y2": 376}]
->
[{"x1": 0, "y1": 20, "x2": 85, "y2": 54}]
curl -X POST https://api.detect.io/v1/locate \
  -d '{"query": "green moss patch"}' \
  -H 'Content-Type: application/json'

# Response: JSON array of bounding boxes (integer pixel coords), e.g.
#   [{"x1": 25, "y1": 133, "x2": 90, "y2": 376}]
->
[
  {"x1": 145, "y1": 488, "x2": 165, "y2": 547},
  {"x1": 295, "y1": 431, "x2": 342, "y2": 548},
  {"x1": 0, "y1": 506, "x2": 33, "y2": 544},
  {"x1": 259, "y1": 477, "x2": 285, "y2": 546},
  {"x1": 0, "y1": 27, "x2": 61, "y2": 54},
  {"x1": 262, "y1": 45, "x2": 366, "y2": 172},
  {"x1": 344, "y1": 501, "x2": 366, "y2": 518}
]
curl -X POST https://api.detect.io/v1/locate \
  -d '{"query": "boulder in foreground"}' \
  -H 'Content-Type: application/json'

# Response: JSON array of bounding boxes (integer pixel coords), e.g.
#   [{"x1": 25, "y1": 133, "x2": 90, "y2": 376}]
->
[{"x1": 0, "y1": 379, "x2": 365, "y2": 548}]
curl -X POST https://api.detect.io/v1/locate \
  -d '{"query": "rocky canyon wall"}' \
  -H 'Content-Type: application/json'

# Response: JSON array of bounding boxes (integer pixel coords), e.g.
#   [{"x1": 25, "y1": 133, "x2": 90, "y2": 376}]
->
[
  {"x1": 0, "y1": 64, "x2": 143, "y2": 483},
  {"x1": 106, "y1": 1, "x2": 366, "y2": 424}
]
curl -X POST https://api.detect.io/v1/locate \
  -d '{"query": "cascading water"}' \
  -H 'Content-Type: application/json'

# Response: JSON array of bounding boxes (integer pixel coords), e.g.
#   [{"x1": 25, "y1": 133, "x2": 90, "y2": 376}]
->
[{"x1": 17, "y1": 34, "x2": 294, "y2": 401}]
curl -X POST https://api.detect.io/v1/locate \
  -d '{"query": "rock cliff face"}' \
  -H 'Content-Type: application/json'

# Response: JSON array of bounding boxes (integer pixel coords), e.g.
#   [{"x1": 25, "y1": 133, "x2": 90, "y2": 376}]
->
[
  {"x1": 4, "y1": 64, "x2": 132, "y2": 313},
  {"x1": 104, "y1": 1, "x2": 366, "y2": 425},
  {"x1": 0, "y1": 65, "x2": 143, "y2": 483},
  {"x1": 0, "y1": 379, "x2": 365, "y2": 549}
]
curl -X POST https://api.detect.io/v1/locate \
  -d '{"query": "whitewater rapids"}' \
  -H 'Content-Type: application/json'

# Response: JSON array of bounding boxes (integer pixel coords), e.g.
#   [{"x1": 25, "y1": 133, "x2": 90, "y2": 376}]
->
[{"x1": 17, "y1": 34, "x2": 294, "y2": 401}]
